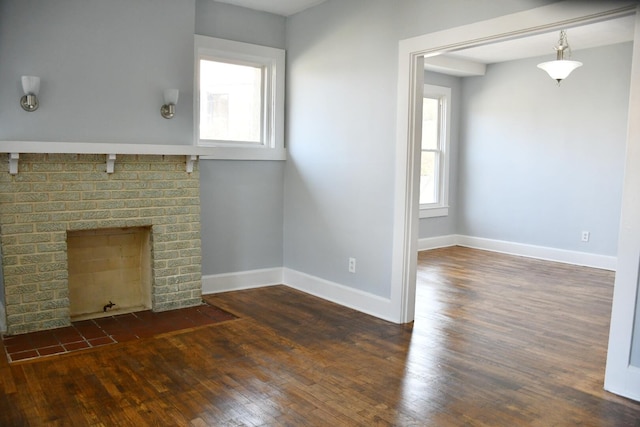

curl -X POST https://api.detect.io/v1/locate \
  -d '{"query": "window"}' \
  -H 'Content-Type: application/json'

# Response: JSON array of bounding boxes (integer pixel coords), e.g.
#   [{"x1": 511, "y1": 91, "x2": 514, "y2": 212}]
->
[
  {"x1": 195, "y1": 35, "x2": 286, "y2": 160},
  {"x1": 420, "y1": 85, "x2": 451, "y2": 218}
]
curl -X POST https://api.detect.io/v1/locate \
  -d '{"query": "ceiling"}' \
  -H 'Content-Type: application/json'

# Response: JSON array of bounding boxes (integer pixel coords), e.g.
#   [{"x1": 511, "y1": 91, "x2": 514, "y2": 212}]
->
[
  {"x1": 210, "y1": 1, "x2": 635, "y2": 74},
  {"x1": 214, "y1": 0, "x2": 326, "y2": 16},
  {"x1": 427, "y1": 14, "x2": 636, "y2": 76}
]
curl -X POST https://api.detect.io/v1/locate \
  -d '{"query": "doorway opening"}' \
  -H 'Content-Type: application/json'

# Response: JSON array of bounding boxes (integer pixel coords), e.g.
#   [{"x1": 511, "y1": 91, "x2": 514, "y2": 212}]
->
[{"x1": 392, "y1": 1, "x2": 638, "y2": 401}]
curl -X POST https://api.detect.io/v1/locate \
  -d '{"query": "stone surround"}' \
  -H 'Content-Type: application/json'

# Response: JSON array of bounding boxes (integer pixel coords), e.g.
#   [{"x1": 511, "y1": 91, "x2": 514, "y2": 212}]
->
[{"x1": 0, "y1": 153, "x2": 202, "y2": 335}]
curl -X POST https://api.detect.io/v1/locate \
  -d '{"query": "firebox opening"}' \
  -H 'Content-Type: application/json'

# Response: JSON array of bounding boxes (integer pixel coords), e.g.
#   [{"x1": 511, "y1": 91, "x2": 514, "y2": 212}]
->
[{"x1": 67, "y1": 226, "x2": 152, "y2": 321}]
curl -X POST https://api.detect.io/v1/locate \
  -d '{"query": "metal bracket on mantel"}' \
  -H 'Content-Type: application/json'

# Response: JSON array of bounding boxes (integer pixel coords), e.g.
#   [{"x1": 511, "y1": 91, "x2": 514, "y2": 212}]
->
[
  {"x1": 9, "y1": 153, "x2": 19, "y2": 175},
  {"x1": 106, "y1": 153, "x2": 116, "y2": 174},
  {"x1": 186, "y1": 155, "x2": 197, "y2": 173}
]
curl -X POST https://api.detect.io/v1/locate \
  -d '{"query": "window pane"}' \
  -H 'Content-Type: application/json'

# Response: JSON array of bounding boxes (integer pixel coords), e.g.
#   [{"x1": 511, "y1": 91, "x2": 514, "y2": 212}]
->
[
  {"x1": 200, "y1": 59, "x2": 263, "y2": 142},
  {"x1": 422, "y1": 98, "x2": 439, "y2": 150},
  {"x1": 420, "y1": 151, "x2": 437, "y2": 205}
]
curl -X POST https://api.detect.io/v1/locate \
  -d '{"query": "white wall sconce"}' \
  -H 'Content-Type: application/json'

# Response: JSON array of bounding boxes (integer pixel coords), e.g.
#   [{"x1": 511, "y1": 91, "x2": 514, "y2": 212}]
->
[
  {"x1": 537, "y1": 30, "x2": 582, "y2": 85},
  {"x1": 20, "y1": 75, "x2": 40, "y2": 112},
  {"x1": 161, "y1": 89, "x2": 179, "y2": 119}
]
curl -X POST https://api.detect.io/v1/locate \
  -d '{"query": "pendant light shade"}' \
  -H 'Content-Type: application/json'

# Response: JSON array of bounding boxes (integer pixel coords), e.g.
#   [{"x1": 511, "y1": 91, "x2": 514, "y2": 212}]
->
[
  {"x1": 537, "y1": 59, "x2": 582, "y2": 83},
  {"x1": 537, "y1": 30, "x2": 582, "y2": 85}
]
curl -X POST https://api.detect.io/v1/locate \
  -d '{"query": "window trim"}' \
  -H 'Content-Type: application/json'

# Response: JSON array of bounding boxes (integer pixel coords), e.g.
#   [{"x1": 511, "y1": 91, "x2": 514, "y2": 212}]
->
[
  {"x1": 419, "y1": 84, "x2": 451, "y2": 218},
  {"x1": 194, "y1": 35, "x2": 286, "y2": 160}
]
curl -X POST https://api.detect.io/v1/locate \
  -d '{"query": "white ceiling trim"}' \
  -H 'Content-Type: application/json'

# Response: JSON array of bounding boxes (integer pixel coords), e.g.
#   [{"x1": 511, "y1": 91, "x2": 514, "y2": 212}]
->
[
  {"x1": 423, "y1": 56, "x2": 487, "y2": 77},
  {"x1": 214, "y1": 0, "x2": 326, "y2": 16},
  {"x1": 426, "y1": 14, "x2": 636, "y2": 73}
]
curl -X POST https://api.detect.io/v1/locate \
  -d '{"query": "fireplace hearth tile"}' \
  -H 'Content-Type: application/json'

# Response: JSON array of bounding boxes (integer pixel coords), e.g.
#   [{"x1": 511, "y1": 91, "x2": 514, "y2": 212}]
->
[
  {"x1": 28, "y1": 333, "x2": 60, "y2": 348},
  {"x1": 10, "y1": 350, "x2": 39, "y2": 362},
  {"x1": 110, "y1": 332, "x2": 138, "y2": 342},
  {"x1": 38, "y1": 345, "x2": 66, "y2": 356},
  {"x1": 54, "y1": 327, "x2": 84, "y2": 344},
  {"x1": 87, "y1": 336, "x2": 116, "y2": 347},
  {"x1": 63, "y1": 341, "x2": 91, "y2": 352},
  {"x1": 74, "y1": 323, "x2": 108, "y2": 340},
  {"x1": 1, "y1": 302, "x2": 238, "y2": 363},
  {"x1": 93, "y1": 317, "x2": 120, "y2": 329},
  {"x1": 4, "y1": 340, "x2": 34, "y2": 354}
]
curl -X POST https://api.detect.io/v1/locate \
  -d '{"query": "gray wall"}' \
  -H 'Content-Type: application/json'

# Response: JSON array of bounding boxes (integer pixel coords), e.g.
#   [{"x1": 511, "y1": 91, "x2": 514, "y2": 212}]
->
[
  {"x1": 419, "y1": 71, "x2": 462, "y2": 239},
  {"x1": 0, "y1": 0, "x2": 195, "y2": 144},
  {"x1": 284, "y1": 1, "x2": 398, "y2": 297},
  {"x1": 0, "y1": 0, "x2": 287, "y2": 278},
  {"x1": 284, "y1": 0, "x2": 560, "y2": 298},
  {"x1": 195, "y1": 1, "x2": 286, "y2": 275},
  {"x1": 195, "y1": 0, "x2": 285, "y2": 48},
  {"x1": 458, "y1": 43, "x2": 632, "y2": 255}
]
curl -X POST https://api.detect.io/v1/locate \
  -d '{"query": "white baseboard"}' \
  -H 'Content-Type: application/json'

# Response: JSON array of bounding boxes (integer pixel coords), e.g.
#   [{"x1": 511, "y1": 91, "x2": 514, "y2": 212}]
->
[
  {"x1": 202, "y1": 266, "x2": 395, "y2": 323},
  {"x1": 0, "y1": 301, "x2": 6, "y2": 334},
  {"x1": 202, "y1": 235, "x2": 615, "y2": 324},
  {"x1": 283, "y1": 268, "x2": 395, "y2": 323},
  {"x1": 202, "y1": 267, "x2": 283, "y2": 294},
  {"x1": 418, "y1": 234, "x2": 457, "y2": 251},
  {"x1": 419, "y1": 234, "x2": 617, "y2": 271},
  {"x1": 605, "y1": 365, "x2": 640, "y2": 403}
]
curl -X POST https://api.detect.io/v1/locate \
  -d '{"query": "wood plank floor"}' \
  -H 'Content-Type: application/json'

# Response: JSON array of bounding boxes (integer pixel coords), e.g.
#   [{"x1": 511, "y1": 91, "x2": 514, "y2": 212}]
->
[{"x1": 1, "y1": 246, "x2": 640, "y2": 426}]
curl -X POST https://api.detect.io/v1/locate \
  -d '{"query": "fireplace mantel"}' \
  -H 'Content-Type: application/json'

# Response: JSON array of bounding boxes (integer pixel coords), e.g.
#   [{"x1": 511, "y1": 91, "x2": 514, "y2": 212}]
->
[
  {"x1": 1, "y1": 141, "x2": 217, "y2": 174},
  {"x1": 0, "y1": 149, "x2": 204, "y2": 334}
]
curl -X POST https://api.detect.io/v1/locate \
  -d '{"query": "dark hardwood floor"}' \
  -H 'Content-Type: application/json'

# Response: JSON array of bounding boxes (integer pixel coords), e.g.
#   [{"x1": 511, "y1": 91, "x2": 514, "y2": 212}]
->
[{"x1": 1, "y1": 246, "x2": 639, "y2": 426}]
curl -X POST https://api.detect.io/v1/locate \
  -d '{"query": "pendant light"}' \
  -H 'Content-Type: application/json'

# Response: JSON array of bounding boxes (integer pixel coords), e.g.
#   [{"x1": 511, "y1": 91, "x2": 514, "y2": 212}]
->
[{"x1": 537, "y1": 30, "x2": 582, "y2": 85}]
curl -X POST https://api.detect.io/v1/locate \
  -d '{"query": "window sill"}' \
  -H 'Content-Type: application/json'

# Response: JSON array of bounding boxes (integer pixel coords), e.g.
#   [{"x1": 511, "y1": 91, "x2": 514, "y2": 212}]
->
[
  {"x1": 419, "y1": 206, "x2": 449, "y2": 219},
  {"x1": 199, "y1": 146, "x2": 286, "y2": 161}
]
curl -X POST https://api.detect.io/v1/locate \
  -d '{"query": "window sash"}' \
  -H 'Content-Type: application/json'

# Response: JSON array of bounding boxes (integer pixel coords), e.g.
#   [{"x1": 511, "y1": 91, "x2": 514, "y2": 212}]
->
[
  {"x1": 419, "y1": 85, "x2": 450, "y2": 214},
  {"x1": 420, "y1": 96, "x2": 444, "y2": 207},
  {"x1": 194, "y1": 35, "x2": 286, "y2": 161},
  {"x1": 198, "y1": 57, "x2": 267, "y2": 145},
  {"x1": 420, "y1": 148, "x2": 441, "y2": 206}
]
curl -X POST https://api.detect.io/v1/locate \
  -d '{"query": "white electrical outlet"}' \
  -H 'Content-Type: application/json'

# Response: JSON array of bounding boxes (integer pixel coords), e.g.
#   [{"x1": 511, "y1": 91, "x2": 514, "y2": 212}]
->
[
  {"x1": 581, "y1": 231, "x2": 590, "y2": 242},
  {"x1": 348, "y1": 257, "x2": 356, "y2": 273}
]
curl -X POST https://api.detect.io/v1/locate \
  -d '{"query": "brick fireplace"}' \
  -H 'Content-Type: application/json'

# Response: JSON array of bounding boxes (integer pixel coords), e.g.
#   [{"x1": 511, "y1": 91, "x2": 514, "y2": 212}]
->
[{"x1": 0, "y1": 151, "x2": 202, "y2": 335}]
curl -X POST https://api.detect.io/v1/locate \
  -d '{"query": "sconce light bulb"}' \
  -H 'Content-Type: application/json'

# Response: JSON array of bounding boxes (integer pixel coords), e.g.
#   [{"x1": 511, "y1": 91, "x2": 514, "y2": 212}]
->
[
  {"x1": 161, "y1": 89, "x2": 179, "y2": 119},
  {"x1": 163, "y1": 89, "x2": 179, "y2": 105},
  {"x1": 21, "y1": 75, "x2": 40, "y2": 96}
]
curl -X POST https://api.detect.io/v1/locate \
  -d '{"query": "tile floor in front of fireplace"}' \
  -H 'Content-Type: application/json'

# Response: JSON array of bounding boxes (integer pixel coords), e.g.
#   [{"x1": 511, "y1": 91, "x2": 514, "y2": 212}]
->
[{"x1": 1, "y1": 303, "x2": 237, "y2": 363}]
